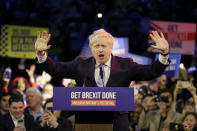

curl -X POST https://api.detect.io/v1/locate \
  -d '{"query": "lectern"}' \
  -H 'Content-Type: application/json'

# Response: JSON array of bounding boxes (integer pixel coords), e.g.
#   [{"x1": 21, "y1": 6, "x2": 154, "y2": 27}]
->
[
  {"x1": 53, "y1": 87, "x2": 134, "y2": 131},
  {"x1": 75, "y1": 111, "x2": 113, "y2": 131}
]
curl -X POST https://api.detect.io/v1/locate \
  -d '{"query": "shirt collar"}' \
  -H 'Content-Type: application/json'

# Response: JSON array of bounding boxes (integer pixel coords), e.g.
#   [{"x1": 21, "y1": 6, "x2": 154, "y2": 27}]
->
[
  {"x1": 9, "y1": 111, "x2": 24, "y2": 121},
  {"x1": 95, "y1": 55, "x2": 111, "y2": 68},
  {"x1": 28, "y1": 106, "x2": 44, "y2": 115}
]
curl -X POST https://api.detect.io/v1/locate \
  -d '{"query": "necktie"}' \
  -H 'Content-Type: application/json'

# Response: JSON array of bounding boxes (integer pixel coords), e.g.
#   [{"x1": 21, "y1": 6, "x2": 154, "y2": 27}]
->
[{"x1": 97, "y1": 64, "x2": 105, "y2": 87}]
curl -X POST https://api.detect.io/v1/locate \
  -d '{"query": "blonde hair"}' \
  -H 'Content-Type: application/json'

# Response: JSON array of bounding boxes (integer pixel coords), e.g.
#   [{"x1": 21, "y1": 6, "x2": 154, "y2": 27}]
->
[{"x1": 88, "y1": 29, "x2": 114, "y2": 48}]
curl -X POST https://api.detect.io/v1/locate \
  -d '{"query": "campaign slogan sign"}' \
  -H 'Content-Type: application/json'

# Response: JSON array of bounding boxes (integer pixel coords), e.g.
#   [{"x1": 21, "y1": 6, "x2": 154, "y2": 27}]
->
[
  {"x1": 112, "y1": 37, "x2": 129, "y2": 57},
  {"x1": 0, "y1": 25, "x2": 48, "y2": 59},
  {"x1": 53, "y1": 87, "x2": 134, "y2": 111},
  {"x1": 155, "y1": 54, "x2": 181, "y2": 77},
  {"x1": 149, "y1": 21, "x2": 196, "y2": 55}
]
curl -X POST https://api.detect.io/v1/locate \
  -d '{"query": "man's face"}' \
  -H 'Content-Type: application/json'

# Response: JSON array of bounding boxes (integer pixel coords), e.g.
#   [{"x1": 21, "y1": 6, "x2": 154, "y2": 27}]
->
[
  {"x1": 91, "y1": 39, "x2": 113, "y2": 64},
  {"x1": 160, "y1": 75, "x2": 167, "y2": 86},
  {"x1": 17, "y1": 79, "x2": 26, "y2": 92},
  {"x1": 26, "y1": 92, "x2": 41, "y2": 108},
  {"x1": 0, "y1": 95, "x2": 10, "y2": 112},
  {"x1": 160, "y1": 92, "x2": 172, "y2": 104},
  {"x1": 183, "y1": 114, "x2": 197, "y2": 129},
  {"x1": 9, "y1": 102, "x2": 24, "y2": 119}
]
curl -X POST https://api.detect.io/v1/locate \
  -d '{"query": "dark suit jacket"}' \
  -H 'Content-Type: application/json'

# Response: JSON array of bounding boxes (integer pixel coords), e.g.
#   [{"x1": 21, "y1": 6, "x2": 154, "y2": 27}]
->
[
  {"x1": 37, "y1": 55, "x2": 169, "y2": 127},
  {"x1": 0, "y1": 112, "x2": 34, "y2": 131},
  {"x1": 39, "y1": 55, "x2": 169, "y2": 87}
]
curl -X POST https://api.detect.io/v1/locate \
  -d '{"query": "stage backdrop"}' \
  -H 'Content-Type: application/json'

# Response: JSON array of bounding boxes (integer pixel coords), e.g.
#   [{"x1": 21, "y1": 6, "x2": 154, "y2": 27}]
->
[{"x1": 0, "y1": 25, "x2": 48, "y2": 59}]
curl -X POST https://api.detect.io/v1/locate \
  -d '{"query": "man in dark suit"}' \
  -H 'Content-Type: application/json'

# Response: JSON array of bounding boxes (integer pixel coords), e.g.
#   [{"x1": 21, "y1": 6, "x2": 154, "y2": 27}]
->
[
  {"x1": 35, "y1": 29, "x2": 170, "y2": 131},
  {"x1": 0, "y1": 93, "x2": 34, "y2": 131},
  {"x1": 0, "y1": 92, "x2": 11, "y2": 116}
]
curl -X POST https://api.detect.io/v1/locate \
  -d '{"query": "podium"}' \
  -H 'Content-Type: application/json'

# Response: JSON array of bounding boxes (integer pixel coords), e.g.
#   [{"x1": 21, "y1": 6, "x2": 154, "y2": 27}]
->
[
  {"x1": 53, "y1": 87, "x2": 134, "y2": 131},
  {"x1": 75, "y1": 124, "x2": 113, "y2": 131},
  {"x1": 75, "y1": 111, "x2": 113, "y2": 131}
]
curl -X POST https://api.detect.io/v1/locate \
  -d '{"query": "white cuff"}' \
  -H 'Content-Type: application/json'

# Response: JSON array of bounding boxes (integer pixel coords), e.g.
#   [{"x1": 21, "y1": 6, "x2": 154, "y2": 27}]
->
[
  {"x1": 158, "y1": 54, "x2": 169, "y2": 65},
  {"x1": 37, "y1": 53, "x2": 47, "y2": 63}
]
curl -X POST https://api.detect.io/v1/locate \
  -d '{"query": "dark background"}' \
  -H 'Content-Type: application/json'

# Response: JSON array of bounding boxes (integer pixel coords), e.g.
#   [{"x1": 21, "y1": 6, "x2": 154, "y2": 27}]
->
[{"x1": 0, "y1": 0, "x2": 197, "y2": 78}]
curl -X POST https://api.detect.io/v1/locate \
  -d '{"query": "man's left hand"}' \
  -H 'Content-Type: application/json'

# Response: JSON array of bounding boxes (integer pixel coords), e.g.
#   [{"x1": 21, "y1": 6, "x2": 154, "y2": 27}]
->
[{"x1": 150, "y1": 31, "x2": 169, "y2": 55}]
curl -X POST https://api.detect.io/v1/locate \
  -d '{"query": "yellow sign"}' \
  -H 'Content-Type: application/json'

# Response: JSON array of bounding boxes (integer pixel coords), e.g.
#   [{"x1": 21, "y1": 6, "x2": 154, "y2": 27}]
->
[{"x1": 0, "y1": 25, "x2": 48, "y2": 59}]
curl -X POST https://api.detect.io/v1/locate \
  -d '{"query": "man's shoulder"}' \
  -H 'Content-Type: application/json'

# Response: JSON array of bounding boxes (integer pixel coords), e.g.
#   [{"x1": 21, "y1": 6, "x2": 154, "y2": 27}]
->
[
  {"x1": 74, "y1": 56, "x2": 94, "y2": 63},
  {"x1": 24, "y1": 112, "x2": 34, "y2": 122},
  {"x1": 169, "y1": 109, "x2": 183, "y2": 118},
  {"x1": 75, "y1": 56, "x2": 93, "y2": 60},
  {"x1": 0, "y1": 113, "x2": 12, "y2": 123},
  {"x1": 112, "y1": 55, "x2": 134, "y2": 64}
]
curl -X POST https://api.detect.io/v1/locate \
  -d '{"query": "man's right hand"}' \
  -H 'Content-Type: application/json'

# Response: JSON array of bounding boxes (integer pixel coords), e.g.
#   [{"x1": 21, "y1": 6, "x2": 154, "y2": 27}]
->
[{"x1": 35, "y1": 31, "x2": 51, "y2": 56}]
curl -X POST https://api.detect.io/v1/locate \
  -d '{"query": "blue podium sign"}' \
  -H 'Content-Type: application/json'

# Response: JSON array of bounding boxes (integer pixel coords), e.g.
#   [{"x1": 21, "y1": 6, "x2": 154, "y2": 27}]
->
[{"x1": 53, "y1": 87, "x2": 134, "y2": 111}]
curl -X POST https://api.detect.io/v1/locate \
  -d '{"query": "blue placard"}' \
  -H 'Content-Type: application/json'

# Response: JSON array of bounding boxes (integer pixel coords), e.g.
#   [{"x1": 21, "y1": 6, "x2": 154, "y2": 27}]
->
[
  {"x1": 155, "y1": 54, "x2": 181, "y2": 77},
  {"x1": 53, "y1": 87, "x2": 134, "y2": 111}
]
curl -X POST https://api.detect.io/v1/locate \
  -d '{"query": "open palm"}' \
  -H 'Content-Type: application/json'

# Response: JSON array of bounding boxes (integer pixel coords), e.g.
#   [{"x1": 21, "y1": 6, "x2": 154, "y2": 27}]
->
[
  {"x1": 150, "y1": 31, "x2": 169, "y2": 54},
  {"x1": 35, "y1": 31, "x2": 51, "y2": 51}
]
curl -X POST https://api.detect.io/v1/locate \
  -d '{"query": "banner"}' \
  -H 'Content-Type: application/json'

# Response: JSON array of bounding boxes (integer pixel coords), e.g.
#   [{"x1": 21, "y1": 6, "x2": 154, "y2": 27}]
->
[
  {"x1": 53, "y1": 87, "x2": 134, "y2": 111},
  {"x1": 112, "y1": 37, "x2": 129, "y2": 57},
  {"x1": 155, "y1": 54, "x2": 181, "y2": 77},
  {"x1": 149, "y1": 21, "x2": 196, "y2": 55},
  {"x1": 128, "y1": 53, "x2": 152, "y2": 65},
  {"x1": 0, "y1": 25, "x2": 48, "y2": 59}
]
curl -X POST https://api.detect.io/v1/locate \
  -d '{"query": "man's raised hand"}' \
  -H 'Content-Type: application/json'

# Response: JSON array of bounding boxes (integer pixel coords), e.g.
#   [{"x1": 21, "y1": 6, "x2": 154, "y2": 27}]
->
[
  {"x1": 35, "y1": 31, "x2": 51, "y2": 55},
  {"x1": 149, "y1": 31, "x2": 169, "y2": 55}
]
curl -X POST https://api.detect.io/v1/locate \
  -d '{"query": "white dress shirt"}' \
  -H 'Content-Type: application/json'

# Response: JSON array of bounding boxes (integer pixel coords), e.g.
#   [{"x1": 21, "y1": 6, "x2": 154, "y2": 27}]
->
[
  {"x1": 95, "y1": 56, "x2": 111, "y2": 87},
  {"x1": 10, "y1": 112, "x2": 25, "y2": 130}
]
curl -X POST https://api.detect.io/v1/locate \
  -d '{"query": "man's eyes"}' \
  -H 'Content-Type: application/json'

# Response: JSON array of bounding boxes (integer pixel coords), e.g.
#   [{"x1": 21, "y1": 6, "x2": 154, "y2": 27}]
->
[{"x1": 94, "y1": 45, "x2": 106, "y2": 48}]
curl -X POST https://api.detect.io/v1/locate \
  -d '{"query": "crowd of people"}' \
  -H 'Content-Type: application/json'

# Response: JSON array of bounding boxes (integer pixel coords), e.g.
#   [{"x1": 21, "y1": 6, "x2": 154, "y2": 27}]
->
[
  {"x1": 0, "y1": 34, "x2": 197, "y2": 131},
  {"x1": 0, "y1": 0, "x2": 197, "y2": 130},
  {"x1": 1, "y1": 0, "x2": 197, "y2": 60},
  {"x1": 0, "y1": 57, "x2": 197, "y2": 131},
  {"x1": 0, "y1": 64, "x2": 75, "y2": 131}
]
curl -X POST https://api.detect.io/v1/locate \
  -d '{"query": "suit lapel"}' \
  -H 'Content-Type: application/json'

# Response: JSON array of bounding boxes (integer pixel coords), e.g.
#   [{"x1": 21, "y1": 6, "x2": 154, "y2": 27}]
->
[
  {"x1": 106, "y1": 56, "x2": 120, "y2": 87},
  {"x1": 85, "y1": 58, "x2": 97, "y2": 87},
  {"x1": 7, "y1": 113, "x2": 15, "y2": 130}
]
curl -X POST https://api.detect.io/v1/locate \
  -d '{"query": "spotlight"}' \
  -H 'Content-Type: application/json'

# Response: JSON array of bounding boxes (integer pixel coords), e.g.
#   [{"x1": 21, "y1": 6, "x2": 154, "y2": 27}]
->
[
  {"x1": 97, "y1": 13, "x2": 102, "y2": 18},
  {"x1": 179, "y1": 63, "x2": 184, "y2": 69}
]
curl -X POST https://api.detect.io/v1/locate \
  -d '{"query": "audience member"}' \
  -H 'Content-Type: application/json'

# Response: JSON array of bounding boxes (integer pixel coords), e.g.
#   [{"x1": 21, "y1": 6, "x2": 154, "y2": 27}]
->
[
  {"x1": 0, "y1": 92, "x2": 11, "y2": 116},
  {"x1": 0, "y1": 93, "x2": 34, "y2": 131},
  {"x1": 32, "y1": 98, "x2": 73, "y2": 131},
  {"x1": 25, "y1": 88, "x2": 44, "y2": 120},
  {"x1": 138, "y1": 89, "x2": 183, "y2": 131}
]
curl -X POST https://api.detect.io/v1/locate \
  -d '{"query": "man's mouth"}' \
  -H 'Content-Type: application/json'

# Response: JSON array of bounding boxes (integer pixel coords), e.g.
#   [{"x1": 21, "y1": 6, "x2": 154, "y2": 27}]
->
[{"x1": 98, "y1": 54, "x2": 104, "y2": 59}]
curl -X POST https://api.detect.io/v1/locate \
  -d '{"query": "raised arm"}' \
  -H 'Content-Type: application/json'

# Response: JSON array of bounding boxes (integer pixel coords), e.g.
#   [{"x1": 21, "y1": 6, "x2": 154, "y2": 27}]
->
[{"x1": 35, "y1": 31, "x2": 51, "y2": 56}]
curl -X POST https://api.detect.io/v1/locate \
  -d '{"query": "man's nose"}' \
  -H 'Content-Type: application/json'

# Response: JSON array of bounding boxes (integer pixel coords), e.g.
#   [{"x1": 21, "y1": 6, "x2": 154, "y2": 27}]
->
[
  {"x1": 98, "y1": 46, "x2": 103, "y2": 52},
  {"x1": 16, "y1": 108, "x2": 21, "y2": 112}
]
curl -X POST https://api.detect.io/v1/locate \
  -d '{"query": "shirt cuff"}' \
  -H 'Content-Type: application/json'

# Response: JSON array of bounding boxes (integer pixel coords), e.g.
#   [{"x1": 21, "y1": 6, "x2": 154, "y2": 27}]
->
[
  {"x1": 158, "y1": 54, "x2": 169, "y2": 65},
  {"x1": 37, "y1": 53, "x2": 47, "y2": 63}
]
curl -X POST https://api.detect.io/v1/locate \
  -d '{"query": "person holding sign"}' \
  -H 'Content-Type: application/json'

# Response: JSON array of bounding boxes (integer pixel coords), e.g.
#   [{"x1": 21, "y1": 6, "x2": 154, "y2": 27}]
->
[{"x1": 35, "y1": 29, "x2": 170, "y2": 131}]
